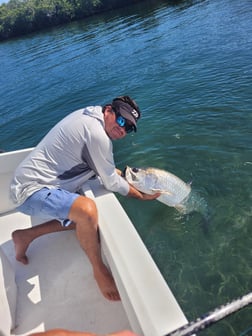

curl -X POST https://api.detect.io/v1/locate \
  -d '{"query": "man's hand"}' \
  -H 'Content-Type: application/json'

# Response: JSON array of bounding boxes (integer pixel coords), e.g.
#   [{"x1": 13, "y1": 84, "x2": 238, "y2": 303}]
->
[{"x1": 127, "y1": 185, "x2": 160, "y2": 200}]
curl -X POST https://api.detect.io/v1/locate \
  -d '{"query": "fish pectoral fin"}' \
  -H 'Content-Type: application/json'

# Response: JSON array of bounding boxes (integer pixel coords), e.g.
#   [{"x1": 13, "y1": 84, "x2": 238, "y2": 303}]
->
[
  {"x1": 160, "y1": 190, "x2": 173, "y2": 196},
  {"x1": 151, "y1": 188, "x2": 173, "y2": 196}
]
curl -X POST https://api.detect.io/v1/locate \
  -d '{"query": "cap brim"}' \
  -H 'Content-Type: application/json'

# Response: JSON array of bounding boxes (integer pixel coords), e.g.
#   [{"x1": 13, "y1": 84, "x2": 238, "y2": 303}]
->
[{"x1": 112, "y1": 100, "x2": 137, "y2": 131}]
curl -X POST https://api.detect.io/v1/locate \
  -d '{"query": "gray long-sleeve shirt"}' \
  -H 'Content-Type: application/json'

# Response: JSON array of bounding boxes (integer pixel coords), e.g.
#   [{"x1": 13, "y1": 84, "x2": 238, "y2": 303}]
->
[{"x1": 10, "y1": 106, "x2": 129, "y2": 205}]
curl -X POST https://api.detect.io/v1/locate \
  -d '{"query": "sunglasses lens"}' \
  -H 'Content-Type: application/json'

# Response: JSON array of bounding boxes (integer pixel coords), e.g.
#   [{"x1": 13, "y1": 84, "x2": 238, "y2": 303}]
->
[
  {"x1": 125, "y1": 124, "x2": 134, "y2": 133},
  {"x1": 116, "y1": 114, "x2": 134, "y2": 133},
  {"x1": 116, "y1": 116, "x2": 126, "y2": 127}
]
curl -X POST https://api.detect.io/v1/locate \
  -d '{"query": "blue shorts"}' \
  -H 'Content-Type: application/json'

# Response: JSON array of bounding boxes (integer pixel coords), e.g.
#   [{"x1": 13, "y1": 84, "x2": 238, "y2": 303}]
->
[{"x1": 17, "y1": 188, "x2": 79, "y2": 227}]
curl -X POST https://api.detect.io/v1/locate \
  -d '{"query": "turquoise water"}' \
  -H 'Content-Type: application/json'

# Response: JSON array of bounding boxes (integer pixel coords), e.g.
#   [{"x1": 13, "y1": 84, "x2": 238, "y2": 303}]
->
[{"x1": 1, "y1": 0, "x2": 251, "y2": 334}]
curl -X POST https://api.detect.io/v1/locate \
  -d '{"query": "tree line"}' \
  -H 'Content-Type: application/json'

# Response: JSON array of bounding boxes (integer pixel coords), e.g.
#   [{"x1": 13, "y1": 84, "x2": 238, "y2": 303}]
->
[{"x1": 0, "y1": 0, "x2": 143, "y2": 41}]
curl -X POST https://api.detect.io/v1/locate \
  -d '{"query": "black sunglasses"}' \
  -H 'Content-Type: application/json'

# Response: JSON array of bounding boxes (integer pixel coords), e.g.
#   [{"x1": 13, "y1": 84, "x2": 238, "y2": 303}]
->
[{"x1": 115, "y1": 114, "x2": 135, "y2": 133}]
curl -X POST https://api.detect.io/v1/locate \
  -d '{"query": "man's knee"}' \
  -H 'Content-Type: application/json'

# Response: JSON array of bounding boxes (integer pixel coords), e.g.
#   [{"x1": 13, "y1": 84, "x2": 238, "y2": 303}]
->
[
  {"x1": 69, "y1": 196, "x2": 98, "y2": 225},
  {"x1": 79, "y1": 196, "x2": 97, "y2": 220}
]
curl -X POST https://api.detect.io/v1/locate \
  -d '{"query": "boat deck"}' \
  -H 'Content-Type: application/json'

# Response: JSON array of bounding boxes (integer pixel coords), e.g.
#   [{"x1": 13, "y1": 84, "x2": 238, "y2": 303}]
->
[{"x1": 0, "y1": 210, "x2": 130, "y2": 335}]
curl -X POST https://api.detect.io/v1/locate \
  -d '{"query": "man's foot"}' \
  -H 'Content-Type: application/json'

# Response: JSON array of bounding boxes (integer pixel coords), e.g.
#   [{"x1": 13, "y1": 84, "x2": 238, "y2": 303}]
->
[
  {"x1": 94, "y1": 265, "x2": 120, "y2": 301},
  {"x1": 12, "y1": 229, "x2": 32, "y2": 264}
]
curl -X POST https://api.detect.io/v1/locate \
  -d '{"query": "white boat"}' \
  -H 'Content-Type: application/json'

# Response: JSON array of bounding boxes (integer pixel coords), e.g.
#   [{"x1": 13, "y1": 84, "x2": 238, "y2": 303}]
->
[{"x1": 0, "y1": 148, "x2": 188, "y2": 336}]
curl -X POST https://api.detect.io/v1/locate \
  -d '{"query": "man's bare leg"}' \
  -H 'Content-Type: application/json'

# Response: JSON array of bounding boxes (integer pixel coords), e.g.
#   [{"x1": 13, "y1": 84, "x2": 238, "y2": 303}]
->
[
  {"x1": 12, "y1": 220, "x2": 75, "y2": 265},
  {"x1": 68, "y1": 196, "x2": 120, "y2": 301}
]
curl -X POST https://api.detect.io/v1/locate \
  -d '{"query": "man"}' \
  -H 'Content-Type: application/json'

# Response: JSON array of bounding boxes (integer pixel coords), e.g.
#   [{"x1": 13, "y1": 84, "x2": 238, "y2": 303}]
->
[{"x1": 10, "y1": 96, "x2": 160, "y2": 301}]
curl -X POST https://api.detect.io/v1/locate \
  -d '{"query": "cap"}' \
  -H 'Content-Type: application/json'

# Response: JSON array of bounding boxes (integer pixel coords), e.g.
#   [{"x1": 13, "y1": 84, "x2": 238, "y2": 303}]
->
[{"x1": 112, "y1": 96, "x2": 141, "y2": 132}]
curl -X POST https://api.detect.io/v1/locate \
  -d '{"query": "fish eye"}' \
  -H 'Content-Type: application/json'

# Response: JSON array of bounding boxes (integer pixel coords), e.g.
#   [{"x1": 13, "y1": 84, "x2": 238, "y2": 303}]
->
[{"x1": 132, "y1": 167, "x2": 139, "y2": 173}]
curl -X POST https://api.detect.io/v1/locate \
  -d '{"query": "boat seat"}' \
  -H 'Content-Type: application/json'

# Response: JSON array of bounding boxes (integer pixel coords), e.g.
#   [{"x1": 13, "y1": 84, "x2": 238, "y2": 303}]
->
[{"x1": 0, "y1": 148, "x2": 33, "y2": 215}]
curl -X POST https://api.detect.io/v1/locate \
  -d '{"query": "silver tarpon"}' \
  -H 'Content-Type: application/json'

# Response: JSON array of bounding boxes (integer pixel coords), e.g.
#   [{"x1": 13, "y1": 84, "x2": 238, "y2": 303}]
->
[{"x1": 124, "y1": 166, "x2": 209, "y2": 217}]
